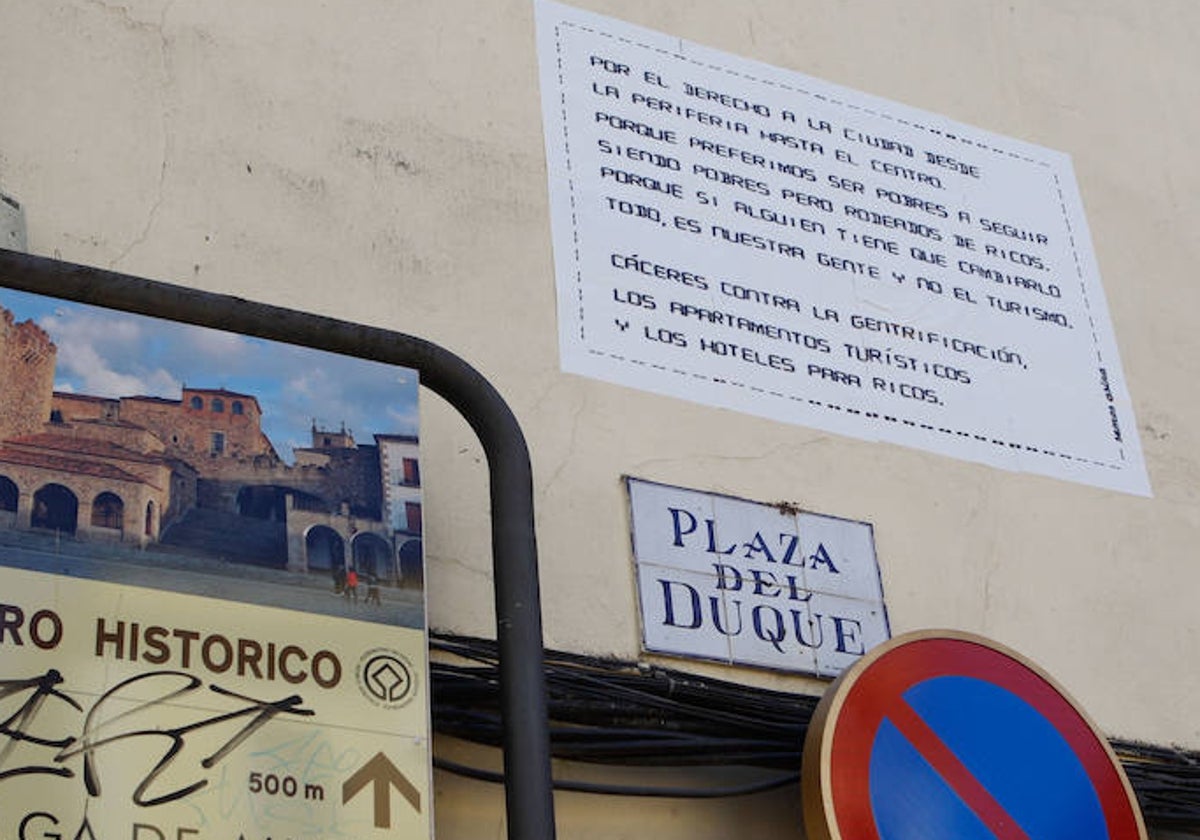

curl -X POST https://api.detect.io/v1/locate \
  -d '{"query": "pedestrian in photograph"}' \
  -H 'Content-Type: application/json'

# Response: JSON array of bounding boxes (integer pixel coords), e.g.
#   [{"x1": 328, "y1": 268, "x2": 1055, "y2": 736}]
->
[{"x1": 345, "y1": 566, "x2": 359, "y2": 604}]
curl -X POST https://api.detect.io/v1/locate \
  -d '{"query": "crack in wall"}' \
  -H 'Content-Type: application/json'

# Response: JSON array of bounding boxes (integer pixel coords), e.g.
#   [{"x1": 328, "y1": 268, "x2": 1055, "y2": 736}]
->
[
  {"x1": 429, "y1": 551, "x2": 493, "y2": 582},
  {"x1": 537, "y1": 393, "x2": 588, "y2": 504},
  {"x1": 626, "y1": 438, "x2": 832, "y2": 476},
  {"x1": 105, "y1": 0, "x2": 176, "y2": 268}
]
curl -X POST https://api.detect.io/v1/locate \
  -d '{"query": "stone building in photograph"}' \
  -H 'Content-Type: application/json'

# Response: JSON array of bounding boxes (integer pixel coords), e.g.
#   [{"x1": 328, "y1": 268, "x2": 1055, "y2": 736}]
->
[{"x1": 0, "y1": 303, "x2": 422, "y2": 585}]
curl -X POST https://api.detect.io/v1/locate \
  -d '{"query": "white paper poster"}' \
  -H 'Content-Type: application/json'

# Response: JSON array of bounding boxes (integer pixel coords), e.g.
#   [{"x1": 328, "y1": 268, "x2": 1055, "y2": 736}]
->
[
  {"x1": 537, "y1": 1, "x2": 1149, "y2": 496},
  {"x1": 0, "y1": 286, "x2": 431, "y2": 840}
]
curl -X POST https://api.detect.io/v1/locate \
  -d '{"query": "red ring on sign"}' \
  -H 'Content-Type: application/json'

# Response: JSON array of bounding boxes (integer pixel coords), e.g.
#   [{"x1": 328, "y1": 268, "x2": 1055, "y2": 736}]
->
[{"x1": 804, "y1": 633, "x2": 1145, "y2": 840}]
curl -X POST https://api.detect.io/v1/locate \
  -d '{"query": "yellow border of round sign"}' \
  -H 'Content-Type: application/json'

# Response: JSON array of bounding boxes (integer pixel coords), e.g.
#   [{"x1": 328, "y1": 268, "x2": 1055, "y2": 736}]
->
[{"x1": 800, "y1": 629, "x2": 1147, "y2": 840}]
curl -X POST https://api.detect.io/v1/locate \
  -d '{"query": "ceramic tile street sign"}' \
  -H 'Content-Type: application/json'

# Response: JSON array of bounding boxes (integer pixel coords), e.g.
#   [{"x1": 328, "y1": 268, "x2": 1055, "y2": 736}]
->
[{"x1": 628, "y1": 477, "x2": 889, "y2": 677}]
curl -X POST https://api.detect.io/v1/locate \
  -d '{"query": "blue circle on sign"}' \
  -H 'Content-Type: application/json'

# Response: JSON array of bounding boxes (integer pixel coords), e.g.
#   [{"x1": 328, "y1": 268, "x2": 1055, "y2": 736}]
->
[{"x1": 869, "y1": 676, "x2": 1108, "y2": 839}]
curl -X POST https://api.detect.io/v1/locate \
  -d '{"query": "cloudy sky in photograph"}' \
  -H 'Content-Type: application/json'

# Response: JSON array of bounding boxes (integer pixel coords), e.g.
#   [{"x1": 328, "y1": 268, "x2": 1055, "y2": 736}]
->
[{"x1": 1, "y1": 289, "x2": 419, "y2": 460}]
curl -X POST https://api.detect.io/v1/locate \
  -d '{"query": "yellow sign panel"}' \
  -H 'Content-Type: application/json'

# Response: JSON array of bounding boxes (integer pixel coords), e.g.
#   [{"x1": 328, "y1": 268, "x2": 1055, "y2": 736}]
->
[{"x1": 0, "y1": 566, "x2": 431, "y2": 840}]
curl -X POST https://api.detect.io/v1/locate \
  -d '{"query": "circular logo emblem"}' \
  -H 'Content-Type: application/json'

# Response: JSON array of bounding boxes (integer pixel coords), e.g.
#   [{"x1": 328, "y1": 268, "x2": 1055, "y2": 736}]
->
[{"x1": 355, "y1": 648, "x2": 417, "y2": 709}]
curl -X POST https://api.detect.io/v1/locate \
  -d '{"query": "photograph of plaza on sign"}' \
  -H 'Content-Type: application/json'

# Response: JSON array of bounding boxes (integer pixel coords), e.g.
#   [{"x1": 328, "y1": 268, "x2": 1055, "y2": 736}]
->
[
  {"x1": 0, "y1": 284, "x2": 433, "y2": 839},
  {"x1": 0, "y1": 286, "x2": 425, "y2": 628}
]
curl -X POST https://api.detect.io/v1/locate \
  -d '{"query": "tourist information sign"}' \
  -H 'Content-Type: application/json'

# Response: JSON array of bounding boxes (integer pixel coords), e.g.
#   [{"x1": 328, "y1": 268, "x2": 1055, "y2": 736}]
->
[{"x1": 0, "y1": 284, "x2": 431, "y2": 839}]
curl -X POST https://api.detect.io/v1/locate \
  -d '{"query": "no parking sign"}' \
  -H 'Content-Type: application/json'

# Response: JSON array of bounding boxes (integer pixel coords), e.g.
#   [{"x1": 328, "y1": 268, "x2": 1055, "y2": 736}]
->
[{"x1": 802, "y1": 631, "x2": 1147, "y2": 839}]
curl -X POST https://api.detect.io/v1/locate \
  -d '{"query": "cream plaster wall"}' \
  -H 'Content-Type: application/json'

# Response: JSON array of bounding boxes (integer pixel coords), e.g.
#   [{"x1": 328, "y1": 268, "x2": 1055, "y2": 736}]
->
[{"x1": 2, "y1": 1, "x2": 1197, "y2": 836}]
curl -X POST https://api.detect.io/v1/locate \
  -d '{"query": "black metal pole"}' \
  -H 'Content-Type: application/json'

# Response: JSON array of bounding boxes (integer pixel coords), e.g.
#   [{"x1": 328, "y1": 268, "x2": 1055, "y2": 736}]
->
[{"x1": 0, "y1": 248, "x2": 557, "y2": 840}]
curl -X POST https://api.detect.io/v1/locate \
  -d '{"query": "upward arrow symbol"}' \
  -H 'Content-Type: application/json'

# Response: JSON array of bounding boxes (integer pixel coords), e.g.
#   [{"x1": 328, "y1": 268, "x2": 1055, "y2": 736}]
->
[{"x1": 342, "y1": 752, "x2": 421, "y2": 828}]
